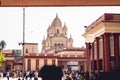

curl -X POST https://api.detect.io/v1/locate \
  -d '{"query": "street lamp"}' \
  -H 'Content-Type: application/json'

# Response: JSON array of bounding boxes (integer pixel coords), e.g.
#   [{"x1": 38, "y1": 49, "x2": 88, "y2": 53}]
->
[
  {"x1": 85, "y1": 34, "x2": 94, "y2": 79},
  {"x1": 22, "y1": 7, "x2": 26, "y2": 80},
  {"x1": 19, "y1": 7, "x2": 26, "y2": 80}
]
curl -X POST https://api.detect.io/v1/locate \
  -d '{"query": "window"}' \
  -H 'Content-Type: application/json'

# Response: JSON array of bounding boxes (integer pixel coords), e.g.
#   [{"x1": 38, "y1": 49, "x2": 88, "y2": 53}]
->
[
  {"x1": 99, "y1": 39, "x2": 103, "y2": 58},
  {"x1": 94, "y1": 60, "x2": 97, "y2": 70},
  {"x1": 52, "y1": 31, "x2": 53, "y2": 34},
  {"x1": 44, "y1": 59, "x2": 47, "y2": 65},
  {"x1": 57, "y1": 29, "x2": 59, "y2": 34},
  {"x1": 48, "y1": 43, "x2": 49, "y2": 46},
  {"x1": 28, "y1": 59, "x2": 31, "y2": 71},
  {"x1": 110, "y1": 35, "x2": 114, "y2": 56},
  {"x1": 26, "y1": 49, "x2": 28, "y2": 53},
  {"x1": 55, "y1": 43, "x2": 57, "y2": 47},
  {"x1": 99, "y1": 59, "x2": 102, "y2": 70},
  {"x1": 52, "y1": 59, "x2": 55, "y2": 65},
  {"x1": 6, "y1": 65, "x2": 11, "y2": 71},
  {"x1": 111, "y1": 59, "x2": 115, "y2": 70},
  {"x1": 58, "y1": 43, "x2": 60, "y2": 47}
]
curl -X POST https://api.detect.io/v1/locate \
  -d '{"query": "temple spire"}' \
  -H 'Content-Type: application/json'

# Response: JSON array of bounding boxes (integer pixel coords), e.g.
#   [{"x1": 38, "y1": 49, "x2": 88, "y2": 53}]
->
[
  {"x1": 43, "y1": 36, "x2": 45, "y2": 40},
  {"x1": 56, "y1": 13, "x2": 58, "y2": 18}
]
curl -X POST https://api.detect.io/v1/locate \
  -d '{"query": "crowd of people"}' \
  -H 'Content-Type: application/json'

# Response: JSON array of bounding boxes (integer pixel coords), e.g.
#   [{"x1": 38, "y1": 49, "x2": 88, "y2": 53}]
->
[
  {"x1": 0, "y1": 70, "x2": 39, "y2": 80},
  {"x1": 62, "y1": 70, "x2": 98, "y2": 80},
  {"x1": 0, "y1": 67, "x2": 98, "y2": 80},
  {"x1": 0, "y1": 65, "x2": 120, "y2": 80}
]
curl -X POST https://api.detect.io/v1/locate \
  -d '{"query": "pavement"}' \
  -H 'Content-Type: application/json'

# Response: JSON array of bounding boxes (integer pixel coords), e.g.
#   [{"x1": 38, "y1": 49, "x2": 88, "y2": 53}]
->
[{"x1": 1, "y1": 77, "x2": 42, "y2": 80}]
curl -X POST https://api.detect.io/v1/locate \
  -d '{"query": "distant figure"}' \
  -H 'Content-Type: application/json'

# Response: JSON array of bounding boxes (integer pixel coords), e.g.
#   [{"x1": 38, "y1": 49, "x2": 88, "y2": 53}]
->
[
  {"x1": 25, "y1": 70, "x2": 30, "y2": 80},
  {"x1": 34, "y1": 70, "x2": 38, "y2": 80},
  {"x1": 39, "y1": 65, "x2": 63, "y2": 80},
  {"x1": 29, "y1": 71, "x2": 33, "y2": 80},
  {"x1": 6, "y1": 71, "x2": 10, "y2": 80},
  {"x1": 0, "y1": 70, "x2": 3, "y2": 80}
]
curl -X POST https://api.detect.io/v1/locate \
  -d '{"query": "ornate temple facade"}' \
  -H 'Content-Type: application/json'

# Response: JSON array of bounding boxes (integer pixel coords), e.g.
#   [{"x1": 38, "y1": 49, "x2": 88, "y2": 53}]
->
[{"x1": 41, "y1": 14, "x2": 73, "y2": 54}]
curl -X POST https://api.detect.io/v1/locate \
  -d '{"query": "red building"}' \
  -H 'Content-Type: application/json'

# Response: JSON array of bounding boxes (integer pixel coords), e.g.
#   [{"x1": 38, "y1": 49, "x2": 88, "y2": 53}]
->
[{"x1": 83, "y1": 13, "x2": 120, "y2": 73}]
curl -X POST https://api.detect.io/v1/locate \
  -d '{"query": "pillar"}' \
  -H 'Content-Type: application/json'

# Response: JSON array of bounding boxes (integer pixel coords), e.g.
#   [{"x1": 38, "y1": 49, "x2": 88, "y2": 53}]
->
[
  {"x1": 12, "y1": 60, "x2": 14, "y2": 69},
  {"x1": 36, "y1": 59, "x2": 39, "y2": 70},
  {"x1": 85, "y1": 43, "x2": 89, "y2": 71},
  {"x1": 96, "y1": 37, "x2": 100, "y2": 73},
  {"x1": 114, "y1": 33, "x2": 120, "y2": 69},
  {"x1": 102, "y1": 35, "x2": 105, "y2": 72},
  {"x1": 92, "y1": 43, "x2": 94, "y2": 72},
  {"x1": 104, "y1": 33, "x2": 111, "y2": 72},
  {"x1": 27, "y1": 59, "x2": 31, "y2": 71}
]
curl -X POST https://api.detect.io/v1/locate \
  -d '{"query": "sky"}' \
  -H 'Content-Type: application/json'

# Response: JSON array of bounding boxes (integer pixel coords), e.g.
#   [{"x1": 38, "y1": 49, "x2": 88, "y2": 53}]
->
[{"x1": 0, "y1": 6, "x2": 120, "y2": 52}]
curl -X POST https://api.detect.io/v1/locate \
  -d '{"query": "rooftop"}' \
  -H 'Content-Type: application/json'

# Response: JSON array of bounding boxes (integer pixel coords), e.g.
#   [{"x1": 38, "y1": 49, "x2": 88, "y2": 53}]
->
[{"x1": 85, "y1": 13, "x2": 120, "y2": 32}]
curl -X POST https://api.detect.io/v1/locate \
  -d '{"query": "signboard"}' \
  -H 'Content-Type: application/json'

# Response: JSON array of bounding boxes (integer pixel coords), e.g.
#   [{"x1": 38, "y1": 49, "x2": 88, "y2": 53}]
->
[
  {"x1": 67, "y1": 61, "x2": 78, "y2": 66},
  {"x1": 13, "y1": 50, "x2": 22, "y2": 60}
]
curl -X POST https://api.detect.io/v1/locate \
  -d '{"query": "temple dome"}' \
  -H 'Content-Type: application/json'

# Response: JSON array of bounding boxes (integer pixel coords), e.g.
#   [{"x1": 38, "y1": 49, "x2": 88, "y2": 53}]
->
[
  {"x1": 47, "y1": 25, "x2": 51, "y2": 32},
  {"x1": 42, "y1": 36, "x2": 46, "y2": 44},
  {"x1": 51, "y1": 14, "x2": 62, "y2": 28},
  {"x1": 63, "y1": 23, "x2": 67, "y2": 30},
  {"x1": 69, "y1": 34, "x2": 73, "y2": 42}
]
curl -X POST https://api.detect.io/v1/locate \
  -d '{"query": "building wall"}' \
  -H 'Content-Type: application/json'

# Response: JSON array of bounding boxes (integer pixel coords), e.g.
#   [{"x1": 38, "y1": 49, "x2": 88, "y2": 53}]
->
[
  {"x1": 83, "y1": 13, "x2": 120, "y2": 73},
  {"x1": 24, "y1": 43, "x2": 38, "y2": 55}
]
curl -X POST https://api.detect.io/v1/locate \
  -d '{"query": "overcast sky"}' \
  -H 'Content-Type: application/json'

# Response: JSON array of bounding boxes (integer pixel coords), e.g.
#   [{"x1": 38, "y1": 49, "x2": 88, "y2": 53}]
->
[{"x1": 0, "y1": 6, "x2": 120, "y2": 52}]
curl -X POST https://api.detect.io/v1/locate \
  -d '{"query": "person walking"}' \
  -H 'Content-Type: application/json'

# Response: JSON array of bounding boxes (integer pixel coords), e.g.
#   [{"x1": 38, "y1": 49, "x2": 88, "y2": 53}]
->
[
  {"x1": 6, "y1": 71, "x2": 10, "y2": 80},
  {"x1": 25, "y1": 70, "x2": 30, "y2": 80},
  {"x1": 29, "y1": 71, "x2": 33, "y2": 80}
]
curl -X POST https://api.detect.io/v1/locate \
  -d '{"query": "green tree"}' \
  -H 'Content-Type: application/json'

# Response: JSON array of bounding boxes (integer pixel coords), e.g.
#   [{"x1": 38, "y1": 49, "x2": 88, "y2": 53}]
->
[{"x1": 0, "y1": 40, "x2": 6, "y2": 51}]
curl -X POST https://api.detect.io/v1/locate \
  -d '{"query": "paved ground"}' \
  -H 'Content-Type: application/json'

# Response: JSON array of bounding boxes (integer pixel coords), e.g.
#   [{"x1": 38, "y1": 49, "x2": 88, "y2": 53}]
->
[{"x1": 1, "y1": 77, "x2": 42, "y2": 80}]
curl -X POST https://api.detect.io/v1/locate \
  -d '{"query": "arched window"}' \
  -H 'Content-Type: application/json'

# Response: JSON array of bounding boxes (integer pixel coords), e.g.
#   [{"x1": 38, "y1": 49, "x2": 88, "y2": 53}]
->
[
  {"x1": 58, "y1": 43, "x2": 60, "y2": 47},
  {"x1": 26, "y1": 49, "x2": 28, "y2": 53},
  {"x1": 55, "y1": 43, "x2": 57, "y2": 47},
  {"x1": 48, "y1": 43, "x2": 49, "y2": 46},
  {"x1": 57, "y1": 29, "x2": 59, "y2": 34},
  {"x1": 52, "y1": 31, "x2": 53, "y2": 34},
  {"x1": 61, "y1": 44, "x2": 64, "y2": 47}
]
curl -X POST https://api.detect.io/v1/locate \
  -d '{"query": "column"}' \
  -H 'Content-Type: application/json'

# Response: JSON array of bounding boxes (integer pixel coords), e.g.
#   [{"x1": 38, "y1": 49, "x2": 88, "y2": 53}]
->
[
  {"x1": 44, "y1": 59, "x2": 47, "y2": 65},
  {"x1": 12, "y1": 60, "x2": 14, "y2": 69},
  {"x1": 114, "y1": 33, "x2": 120, "y2": 69},
  {"x1": 102, "y1": 35, "x2": 105, "y2": 72},
  {"x1": 36, "y1": 59, "x2": 39, "y2": 70},
  {"x1": 85, "y1": 43, "x2": 89, "y2": 71},
  {"x1": 104, "y1": 33, "x2": 111, "y2": 72},
  {"x1": 27, "y1": 59, "x2": 31, "y2": 71},
  {"x1": 96, "y1": 37, "x2": 99, "y2": 73},
  {"x1": 92, "y1": 43, "x2": 94, "y2": 72}
]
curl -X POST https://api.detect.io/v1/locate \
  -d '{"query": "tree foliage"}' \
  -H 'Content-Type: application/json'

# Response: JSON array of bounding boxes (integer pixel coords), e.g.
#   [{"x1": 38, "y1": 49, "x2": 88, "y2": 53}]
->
[
  {"x1": 0, "y1": 40, "x2": 6, "y2": 51},
  {"x1": 0, "y1": 52, "x2": 5, "y2": 66}
]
